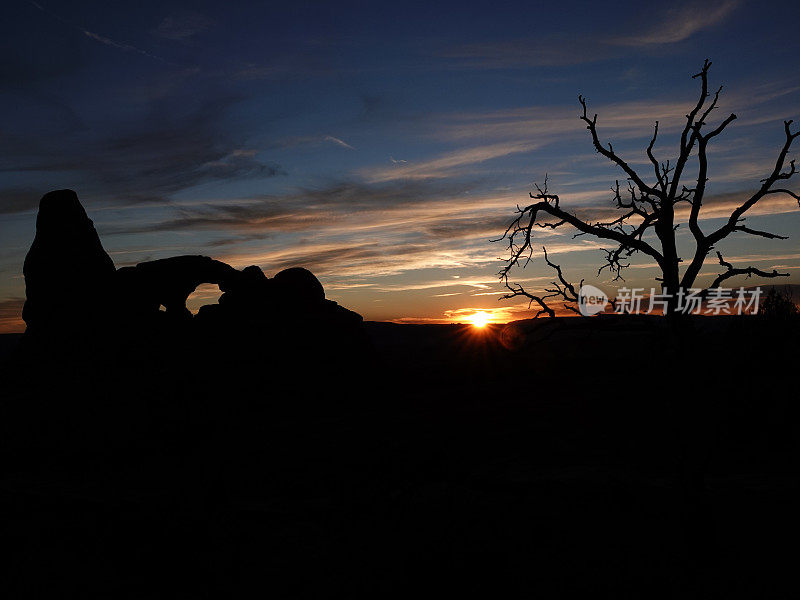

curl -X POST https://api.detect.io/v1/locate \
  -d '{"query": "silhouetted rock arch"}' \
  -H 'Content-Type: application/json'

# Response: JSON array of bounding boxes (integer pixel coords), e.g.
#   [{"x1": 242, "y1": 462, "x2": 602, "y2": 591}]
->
[
  {"x1": 116, "y1": 255, "x2": 242, "y2": 320},
  {"x1": 20, "y1": 190, "x2": 367, "y2": 364}
]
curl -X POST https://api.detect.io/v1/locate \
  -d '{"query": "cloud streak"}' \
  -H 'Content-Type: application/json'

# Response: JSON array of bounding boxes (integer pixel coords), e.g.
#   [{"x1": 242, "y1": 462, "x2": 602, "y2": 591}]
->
[
  {"x1": 441, "y1": 1, "x2": 741, "y2": 70},
  {"x1": 0, "y1": 297, "x2": 24, "y2": 333},
  {"x1": 610, "y1": 0, "x2": 740, "y2": 46},
  {"x1": 0, "y1": 187, "x2": 42, "y2": 215},
  {"x1": 98, "y1": 177, "x2": 798, "y2": 283},
  {"x1": 363, "y1": 141, "x2": 540, "y2": 182},
  {"x1": 0, "y1": 93, "x2": 283, "y2": 208},
  {"x1": 152, "y1": 10, "x2": 212, "y2": 41},
  {"x1": 28, "y1": 1, "x2": 172, "y2": 65},
  {"x1": 324, "y1": 135, "x2": 355, "y2": 150}
]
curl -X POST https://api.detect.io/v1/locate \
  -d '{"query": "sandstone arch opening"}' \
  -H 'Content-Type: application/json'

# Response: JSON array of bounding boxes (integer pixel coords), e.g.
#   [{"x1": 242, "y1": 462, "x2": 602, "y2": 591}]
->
[{"x1": 187, "y1": 283, "x2": 224, "y2": 315}]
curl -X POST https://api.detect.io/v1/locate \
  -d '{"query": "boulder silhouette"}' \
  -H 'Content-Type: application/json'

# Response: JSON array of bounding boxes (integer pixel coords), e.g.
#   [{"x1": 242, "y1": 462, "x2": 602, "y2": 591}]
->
[
  {"x1": 211, "y1": 264, "x2": 276, "y2": 318},
  {"x1": 22, "y1": 189, "x2": 116, "y2": 336},
  {"x1": 273, "y1": 267, "x2": 325, "y2": 306},
  {"x1": 203, "y1": 265, "x2": 362, "y2": 328},
  {"x1": 272, "y1": 268, "x2": 362, "y2": 326}
]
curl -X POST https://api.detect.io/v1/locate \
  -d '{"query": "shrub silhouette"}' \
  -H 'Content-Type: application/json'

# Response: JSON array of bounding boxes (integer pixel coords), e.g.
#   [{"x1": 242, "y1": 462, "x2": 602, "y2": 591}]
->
[{"x1": 761, "y1": 286, "x2": 799, "y2": 319}]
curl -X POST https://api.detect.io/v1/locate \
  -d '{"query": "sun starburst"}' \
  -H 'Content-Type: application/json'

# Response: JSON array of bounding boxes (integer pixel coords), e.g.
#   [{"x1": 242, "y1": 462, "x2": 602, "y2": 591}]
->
[{"x1": 469, "y1": 311, "x2": 490, "y2": 328}]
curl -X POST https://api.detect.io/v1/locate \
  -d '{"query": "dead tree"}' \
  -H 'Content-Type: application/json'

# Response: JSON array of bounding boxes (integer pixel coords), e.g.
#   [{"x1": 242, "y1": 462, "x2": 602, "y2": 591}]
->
[{"x1": 497, "y1": 60, "x2": 798, "y2": 317}]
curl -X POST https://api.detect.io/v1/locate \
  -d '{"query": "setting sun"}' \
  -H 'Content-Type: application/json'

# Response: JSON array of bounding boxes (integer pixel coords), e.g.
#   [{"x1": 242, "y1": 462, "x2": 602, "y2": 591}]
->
[{"x1": 469, "y1": 311, "x2": 490, "y2": 328}]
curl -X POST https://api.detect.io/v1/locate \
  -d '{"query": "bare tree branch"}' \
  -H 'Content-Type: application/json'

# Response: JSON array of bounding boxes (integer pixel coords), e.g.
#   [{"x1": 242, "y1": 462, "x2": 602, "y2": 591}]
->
[
  {"x1": 706, "y1": 120, "x2": 800, "y2": 247},
  {"x1": 500, "y1": 280, "x2": 557, "y2": 319},
  {"x1": 541, "y1": 247, "x2": 582, "y2": 314},
  {"x1": 647, "y1": 121, "x2": 666, "y2": 193},
  {"x1": 578, "y1": 95, "x2": 663, "y2": 199},
  {"x1": 732, "y1": 224, "x2": 788, "y2": 239},
  {"x1": 706, "y1": 251, "x2": 789, "y2": 291},
  {"x1": 497, "y1": 60, "x2": 797, "y2": 317}
]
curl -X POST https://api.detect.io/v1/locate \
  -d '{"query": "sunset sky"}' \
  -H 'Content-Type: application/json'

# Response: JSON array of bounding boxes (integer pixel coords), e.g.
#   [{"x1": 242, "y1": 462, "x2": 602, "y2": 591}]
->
[{"x1": 1, "y1": 0, "x2": 799, "y2": 331}]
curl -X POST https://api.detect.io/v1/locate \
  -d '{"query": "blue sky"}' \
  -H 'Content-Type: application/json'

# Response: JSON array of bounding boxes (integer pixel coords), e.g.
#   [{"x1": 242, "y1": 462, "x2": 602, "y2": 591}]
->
[{"x1": 1, "y1": 0, "x2": 799, "y2": 330}]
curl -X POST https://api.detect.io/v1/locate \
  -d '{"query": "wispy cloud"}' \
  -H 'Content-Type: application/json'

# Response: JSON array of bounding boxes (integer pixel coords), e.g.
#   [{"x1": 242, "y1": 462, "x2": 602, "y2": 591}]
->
[
  {"x1": 432, "y1": 101, "x2": 694, "y2": 145},
  {"x1": 441, "y1": 1, "x2": 741, "y2": 70},
  {"x1": 272, "y1": 135, "x2": 356, "y2": 151},
  {"x1": 440, "y1": 37, "x2": 612, "y2": 69},
  {"x1": 0, "y1": 94, "x2": 283, "y2": 207},
  {"x1": 96, "y1": 174, "x2": 799, "y2": 288},
  {"x1": 610, "y1": 0, "x2": 740, "y2": 46},
  {"x1": 151, "y1": 10, "x2": 212, "y2": 41},
  {"x1": 0, "y1": 187, "x2": 42, "y2": 215},
  {"x1": 203, "y1": 229, "x2": 603, "y2": 284},
  {"x1": 0, "y1": 297, "x2": 24, "y2": 333},
  {"x1": 82, "y1": 31, "x2": 169, "y2": 63},
  {"x1": 324, "y1": 135, "x2": 355, "y2": 150},
  {"x1": 363, "y1": 141, "x2": 540, "y2": 182},
  {"x1": 28, "y1": 1, "x2": 172, "y2": 64}
]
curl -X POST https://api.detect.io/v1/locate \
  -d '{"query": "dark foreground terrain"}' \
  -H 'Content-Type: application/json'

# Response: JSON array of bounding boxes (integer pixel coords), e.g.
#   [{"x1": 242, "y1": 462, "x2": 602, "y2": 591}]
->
[{"x1": 0, "y1": 315, "x2": 797, "y2": 598}]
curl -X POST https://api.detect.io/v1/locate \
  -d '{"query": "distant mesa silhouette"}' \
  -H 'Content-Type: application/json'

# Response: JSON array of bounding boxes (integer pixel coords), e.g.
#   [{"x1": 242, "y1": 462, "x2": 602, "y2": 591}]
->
[{"x1": 22, "y1": 189, "x2": 364, "y2": 344}]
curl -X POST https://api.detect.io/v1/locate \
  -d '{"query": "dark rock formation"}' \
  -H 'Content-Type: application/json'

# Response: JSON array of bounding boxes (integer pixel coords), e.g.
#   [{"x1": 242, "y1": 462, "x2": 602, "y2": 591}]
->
[
  {"x1": 22, "y1": 189, "x2": 116, "y2": 336},
  {"x1": 22, "y1": 190, "x2": 365, "y2": 357},
  {"x1": 115, "y1": 255, "x2": 241, "y2": 320},
  {"x1": 273, "y1": 267, "x2": 325, "y2": 306},
  {"x1": 209, "y1": 264, "x2": 276, "y2": 319},
  {"x1": 198, "y1": 265, "x2": 362, "y2": 331}
]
